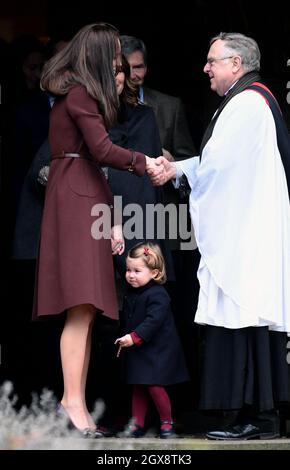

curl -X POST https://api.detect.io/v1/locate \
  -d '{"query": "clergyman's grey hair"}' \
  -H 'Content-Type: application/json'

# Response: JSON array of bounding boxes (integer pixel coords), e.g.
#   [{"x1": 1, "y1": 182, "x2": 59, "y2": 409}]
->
[{"x1": 210, "y1": 32, "x2": 261, "y2": 72}]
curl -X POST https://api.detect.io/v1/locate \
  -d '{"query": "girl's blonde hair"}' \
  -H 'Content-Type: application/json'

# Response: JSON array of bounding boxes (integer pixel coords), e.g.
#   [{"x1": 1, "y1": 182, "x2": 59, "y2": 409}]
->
[{"x1": 127, "y1": 242, "x2": 167, "y2": 284}]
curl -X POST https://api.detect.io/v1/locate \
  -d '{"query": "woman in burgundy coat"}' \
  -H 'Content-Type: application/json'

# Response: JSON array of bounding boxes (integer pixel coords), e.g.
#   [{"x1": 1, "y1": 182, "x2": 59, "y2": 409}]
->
[{"x1": 33, "y1": 23, "x2": 162, "y2": 435}]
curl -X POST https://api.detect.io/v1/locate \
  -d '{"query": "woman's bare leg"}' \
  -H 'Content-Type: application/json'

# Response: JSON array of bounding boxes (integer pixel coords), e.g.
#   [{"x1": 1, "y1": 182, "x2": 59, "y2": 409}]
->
[
  {"x1": 81, "y1": 316, "x2": 97, "y2": 429},
  {"x1": 60, "y1": 304, "x2": 96, "y2": 430}
]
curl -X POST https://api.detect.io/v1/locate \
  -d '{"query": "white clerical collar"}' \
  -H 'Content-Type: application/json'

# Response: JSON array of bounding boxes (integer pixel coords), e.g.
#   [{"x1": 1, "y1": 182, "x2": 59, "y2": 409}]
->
[{"x1": 224, "y1": 80, "x2": 239, "y2": 96}]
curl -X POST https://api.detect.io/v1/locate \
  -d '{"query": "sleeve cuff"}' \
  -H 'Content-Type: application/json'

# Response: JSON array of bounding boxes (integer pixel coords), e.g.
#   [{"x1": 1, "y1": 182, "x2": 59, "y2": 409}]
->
[
  {"x1": 130, "y1": 331, "x2": 144, "y2": 346},
  {"x1": 172, "y1": 162, "x2": 183, "y2": 188}
]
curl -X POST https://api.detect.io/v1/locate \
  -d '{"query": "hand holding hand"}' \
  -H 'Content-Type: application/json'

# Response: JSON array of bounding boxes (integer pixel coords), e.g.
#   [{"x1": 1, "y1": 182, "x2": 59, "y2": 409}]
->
[
  {"x1": 146, "y1": 156, "x2": 177, "y2": 186},
  {"x1": 145, "y1": 155, "x2": 166, "y2": 185},
  {"x1": 145, "y1": 155, "x2": 161, "y2": 172}
]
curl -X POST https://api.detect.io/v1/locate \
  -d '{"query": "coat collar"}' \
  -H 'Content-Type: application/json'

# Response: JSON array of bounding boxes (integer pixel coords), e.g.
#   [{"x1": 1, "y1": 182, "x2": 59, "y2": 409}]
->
[{"x1": 127, "y1": 279, "x2": 157, "y2": 296}]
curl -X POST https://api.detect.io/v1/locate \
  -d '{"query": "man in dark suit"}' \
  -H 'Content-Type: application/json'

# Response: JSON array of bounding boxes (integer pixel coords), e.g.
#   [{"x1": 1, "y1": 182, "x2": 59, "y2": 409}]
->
[
  {"x1": 120, "y1": 35, "x2": 196, "y2": 166},
  {"x1": 121, "y1": 35, "x2": 201, "y2": 417}
]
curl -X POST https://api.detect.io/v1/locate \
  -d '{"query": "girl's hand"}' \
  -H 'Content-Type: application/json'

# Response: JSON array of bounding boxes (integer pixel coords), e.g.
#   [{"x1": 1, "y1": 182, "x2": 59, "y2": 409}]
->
[
  {"x1": 115, "y1": 334, "x2": 134, "y2": 348},
  {"x1": 114, "y1": 334, "x2": 133, "y2": 357}
]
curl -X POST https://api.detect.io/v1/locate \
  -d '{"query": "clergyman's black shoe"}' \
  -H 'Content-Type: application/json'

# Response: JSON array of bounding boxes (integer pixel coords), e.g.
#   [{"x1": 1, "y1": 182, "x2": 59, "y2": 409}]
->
[{"x1": 206, "y1": 422, "x2": 280, "y2": 440}]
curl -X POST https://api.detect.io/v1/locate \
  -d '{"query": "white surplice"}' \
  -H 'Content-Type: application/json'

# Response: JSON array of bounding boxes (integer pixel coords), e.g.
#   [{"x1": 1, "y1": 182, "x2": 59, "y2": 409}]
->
[{"x1": 175, "y1": 90, "x2": 290, "y2": 331}]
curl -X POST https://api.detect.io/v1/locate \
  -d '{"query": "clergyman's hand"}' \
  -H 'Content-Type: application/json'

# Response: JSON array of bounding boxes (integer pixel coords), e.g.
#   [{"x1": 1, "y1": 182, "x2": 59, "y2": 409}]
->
[{"x1": 147, "y1": 156, "x2": 177, "y2": 186}]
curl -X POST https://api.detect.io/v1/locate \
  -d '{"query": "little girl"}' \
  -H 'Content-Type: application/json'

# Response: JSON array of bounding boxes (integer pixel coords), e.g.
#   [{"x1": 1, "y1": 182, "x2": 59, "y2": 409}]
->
[{"x1": 115, "y1": 242, "x2": 189, "y2": 438}]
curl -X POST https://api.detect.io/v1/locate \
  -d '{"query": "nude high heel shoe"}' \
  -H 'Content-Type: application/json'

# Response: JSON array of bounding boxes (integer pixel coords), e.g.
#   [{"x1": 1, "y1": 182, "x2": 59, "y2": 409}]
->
[{"x1": 56, "y1": 403, "x2": 99, "y2": 438}]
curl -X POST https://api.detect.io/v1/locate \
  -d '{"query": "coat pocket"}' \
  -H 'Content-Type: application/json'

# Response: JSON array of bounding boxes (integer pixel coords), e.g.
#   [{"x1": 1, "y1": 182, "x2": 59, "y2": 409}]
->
[{"x1": 68, "y1": 160, "x2": 101, "y2": 197}]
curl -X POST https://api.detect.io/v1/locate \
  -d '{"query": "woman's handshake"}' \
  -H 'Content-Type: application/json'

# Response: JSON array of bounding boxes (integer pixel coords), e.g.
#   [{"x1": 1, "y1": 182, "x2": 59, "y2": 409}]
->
[{"x1": 145, "y1": 156, "x2": 177, "y2": 185}]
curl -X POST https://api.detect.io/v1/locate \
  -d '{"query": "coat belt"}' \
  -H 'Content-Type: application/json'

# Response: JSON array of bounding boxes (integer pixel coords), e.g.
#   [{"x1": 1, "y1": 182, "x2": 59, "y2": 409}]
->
[{"x1": 51, "y1": 152, "x2": 86, "y2": 160}]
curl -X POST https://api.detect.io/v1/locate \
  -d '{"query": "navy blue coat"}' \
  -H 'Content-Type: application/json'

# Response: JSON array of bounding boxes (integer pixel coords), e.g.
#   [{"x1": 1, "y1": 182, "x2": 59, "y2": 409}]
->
[
  {"x1": 120, "y1": 280, "x2": 189, "y2": 385},
  {"x1": 13, "y1": 139, "x2": 50, "y2": 259}
]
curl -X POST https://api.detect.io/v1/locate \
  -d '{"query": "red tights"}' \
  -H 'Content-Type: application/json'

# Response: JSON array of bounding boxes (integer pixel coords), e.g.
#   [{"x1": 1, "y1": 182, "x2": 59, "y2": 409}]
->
[{"x1": 132, "y1": 385, "x2": 173, "y2": 430}]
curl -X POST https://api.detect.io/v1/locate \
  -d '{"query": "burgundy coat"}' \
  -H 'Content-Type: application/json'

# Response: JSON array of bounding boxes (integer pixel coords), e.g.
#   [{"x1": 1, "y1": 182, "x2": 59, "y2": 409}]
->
[{"x1": 33, "y1": 85, "x2": 145, "y2": 320}]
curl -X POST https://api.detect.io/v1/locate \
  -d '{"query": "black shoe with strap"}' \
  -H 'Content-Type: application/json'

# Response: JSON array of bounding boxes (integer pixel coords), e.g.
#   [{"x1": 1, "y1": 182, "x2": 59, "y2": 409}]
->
[{"x1": 160, "y1": 420, "x2": 177, "y2": 439}]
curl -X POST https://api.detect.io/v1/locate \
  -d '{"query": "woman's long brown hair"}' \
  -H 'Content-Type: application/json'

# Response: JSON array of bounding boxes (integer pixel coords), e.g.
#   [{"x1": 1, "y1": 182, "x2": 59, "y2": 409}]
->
[{"x1": 41, "y1": 23, "x2": 120, "y2": 127}]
